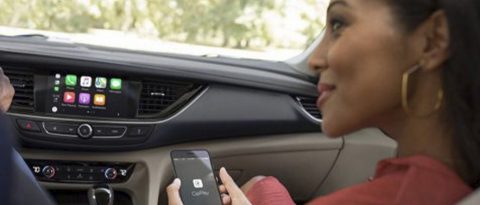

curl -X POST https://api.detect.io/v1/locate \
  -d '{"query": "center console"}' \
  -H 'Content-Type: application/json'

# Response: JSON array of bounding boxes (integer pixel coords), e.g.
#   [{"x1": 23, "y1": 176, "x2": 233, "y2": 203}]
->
[
  {"x1": 4, "y1": 65, "x2": 203, "y2": 149},
  {"x1": 1, "y1": 62, "x2": 205, "y2": 205}
]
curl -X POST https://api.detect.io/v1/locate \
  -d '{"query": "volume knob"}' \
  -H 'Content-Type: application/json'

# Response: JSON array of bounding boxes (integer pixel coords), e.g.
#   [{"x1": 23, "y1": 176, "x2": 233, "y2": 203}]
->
[{"x1": 77, "y1": 124, "x2": 93, "y2": 139}]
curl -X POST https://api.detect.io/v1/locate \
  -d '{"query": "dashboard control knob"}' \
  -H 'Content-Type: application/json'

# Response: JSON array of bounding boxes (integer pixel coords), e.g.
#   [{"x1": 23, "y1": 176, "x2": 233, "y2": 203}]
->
[
  {"x1": 77, "y1": 124, "x2": 93, "y2": 139},
  {"x1": 104, "y1": 168, "x2": 118, "y2": 180},
  {"x1": 42, "y1": 166, "x2": 56, "y2": 179}
]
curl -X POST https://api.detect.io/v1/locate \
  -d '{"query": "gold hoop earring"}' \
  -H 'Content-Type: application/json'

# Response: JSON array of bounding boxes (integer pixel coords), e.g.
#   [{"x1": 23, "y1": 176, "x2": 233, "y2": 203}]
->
[{"x1": 401, "y1": 64, "x2": 444, "y2": 117}]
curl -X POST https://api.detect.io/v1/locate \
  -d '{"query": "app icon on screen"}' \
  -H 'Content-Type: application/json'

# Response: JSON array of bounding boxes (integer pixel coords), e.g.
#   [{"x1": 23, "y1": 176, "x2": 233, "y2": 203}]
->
[
  {"x1": 54, "y1": 86, "x2": 59, "y2": 92},
  {"x1": 95, "y1": 77, "x2": 107, "y2": 89},
  {"x1": 94, "y1": 94, "x2": 106, "y2": 106},
  {"x1": 65, "y1": 75, "x2": 77, "y2": 86},
  {"x1": 80, "y1": 76, "x2": 92, "y2": 87},
  {"x1": 79, "y1": 93, "x2": 91, "y2": 105},
  {"x1": 55, "y1": 74, "x2": 61, "y2": 79},
  {"x1": 193, "y1": 179, "x2": 203, "y2": 188},
  {"x1": 63, "y1": 92, "x2": 76, "y2": 104},
  {"x1": 110, "y1": 78, "x2": 122, "y2": 90},
  {"x1": 54, "y1": 80, "x2": 60, "y2": 85}
]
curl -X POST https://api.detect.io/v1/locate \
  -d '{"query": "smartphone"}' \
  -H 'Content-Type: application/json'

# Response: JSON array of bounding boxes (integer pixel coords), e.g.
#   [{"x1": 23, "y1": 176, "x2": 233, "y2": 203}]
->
[{"x1": 170, "y1": 150, "x2": 222, "y2": 205}]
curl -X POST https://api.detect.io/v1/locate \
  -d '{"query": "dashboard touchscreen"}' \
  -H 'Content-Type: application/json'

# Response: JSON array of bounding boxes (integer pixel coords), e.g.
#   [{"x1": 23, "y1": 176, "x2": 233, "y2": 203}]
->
[{"x1": 45, "y1": 73, "x2": 140, "y2": 118}]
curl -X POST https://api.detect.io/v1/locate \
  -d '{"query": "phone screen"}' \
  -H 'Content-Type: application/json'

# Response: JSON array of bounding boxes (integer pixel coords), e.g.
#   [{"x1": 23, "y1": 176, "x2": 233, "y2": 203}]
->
[{"x1": 171, "y1": 150, "x2": 222, "y2": 205}]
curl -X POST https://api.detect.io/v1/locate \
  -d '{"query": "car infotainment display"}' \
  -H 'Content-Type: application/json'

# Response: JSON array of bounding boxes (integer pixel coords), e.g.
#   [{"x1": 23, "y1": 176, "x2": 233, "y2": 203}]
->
[{"x1": 45, "y1": 73, "x2": 141, "y2": 118}]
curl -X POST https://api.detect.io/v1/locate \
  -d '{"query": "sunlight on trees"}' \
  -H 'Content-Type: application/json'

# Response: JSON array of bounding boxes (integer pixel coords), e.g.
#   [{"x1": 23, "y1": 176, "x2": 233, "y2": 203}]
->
[{"x1": 0, "y1": 0, "x2": 327, "y2": 51}]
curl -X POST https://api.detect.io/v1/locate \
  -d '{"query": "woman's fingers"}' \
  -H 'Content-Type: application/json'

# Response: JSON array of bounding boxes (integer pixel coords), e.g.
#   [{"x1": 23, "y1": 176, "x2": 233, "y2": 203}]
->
[
  {"x1": 221, "y1": 193, "x2": 232, "y2": 205},
  {"x1": 219, "y1": 167, "x2": 241, "y2": 196},
  {"x1": 219, "y1": 184, "x2": 227, "y2": 194},
  {"x1": 219, "y1": 167, "x2": 252, "y2": 204},
  {"x1": 166, "y1": 178, "x2": 183, "y2": 205}
]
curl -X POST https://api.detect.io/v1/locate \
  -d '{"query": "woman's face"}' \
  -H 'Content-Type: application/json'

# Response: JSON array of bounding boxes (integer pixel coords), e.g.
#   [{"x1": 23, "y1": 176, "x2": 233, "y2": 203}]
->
[{"x1": 310, "y1": 0, "x2": 418, "y2": 137}]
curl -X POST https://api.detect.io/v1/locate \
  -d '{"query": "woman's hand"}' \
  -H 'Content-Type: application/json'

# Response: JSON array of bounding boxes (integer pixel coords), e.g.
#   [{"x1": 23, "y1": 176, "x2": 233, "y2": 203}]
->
[
  {"x1": 218, "y1": 167, "x2": 252, "y2": 205},
  {"x1": 0, "y1": 68, "x2": 14, "y2": 112},
  {"x1": 166, "y1": 178, "x2": 183, "y2": 205},
  {"x1": 166, "y1": 167, "x2": 252, "y2": 205}
]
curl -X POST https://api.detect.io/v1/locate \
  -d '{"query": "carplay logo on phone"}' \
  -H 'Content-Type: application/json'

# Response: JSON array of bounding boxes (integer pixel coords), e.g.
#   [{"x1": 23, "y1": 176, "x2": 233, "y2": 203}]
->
[
  {"x1": 191, "y1": 190, "x2": 210, "y2": 197},
  {"x1": 193, "y1": 179, "x2": 203, "y2": 188}
]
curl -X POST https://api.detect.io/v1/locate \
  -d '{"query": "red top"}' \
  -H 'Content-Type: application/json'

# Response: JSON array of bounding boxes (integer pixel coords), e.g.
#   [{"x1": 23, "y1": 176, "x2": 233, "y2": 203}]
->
[{"x1": 246, "y1": 155, "x2": 472, "y2": 205}]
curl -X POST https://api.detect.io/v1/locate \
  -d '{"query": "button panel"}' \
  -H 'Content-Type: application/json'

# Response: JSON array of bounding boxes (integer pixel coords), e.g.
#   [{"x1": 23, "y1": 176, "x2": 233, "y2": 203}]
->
[
  {"x1": 40, "y1": 122, "x2": 130, "y2": 139},
  {"x1": 26, "y1": 160, "x2": 135, "y2": 184},
  {"x1": 14, "y1": 118, "x2": 153, "y2": 146}
]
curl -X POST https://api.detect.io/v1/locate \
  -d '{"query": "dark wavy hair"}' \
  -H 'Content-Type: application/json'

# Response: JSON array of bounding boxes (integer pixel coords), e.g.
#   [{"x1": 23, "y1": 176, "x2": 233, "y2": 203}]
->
[{"x1": 388, "y1": 0, "x2": 480, "y2": 188}]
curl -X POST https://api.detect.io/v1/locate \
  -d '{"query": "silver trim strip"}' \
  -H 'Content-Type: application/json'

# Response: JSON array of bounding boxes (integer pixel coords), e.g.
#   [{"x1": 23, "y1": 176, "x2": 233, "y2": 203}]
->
[
  {"x1": 7, "y1": 87, "x2": 209, "y2": 125},
  {"x1": 295, "y1": 97, "x2": 322, "y2": 124},
  {"x1": 42, "y1": 122, "x2": 77, "y2": 138},
  {"x1": 91, "y1": 125, "x2": 127, "y2": 139},
  {"x1": 41, "y1": 122, "x2": 127, "y2": 139}
]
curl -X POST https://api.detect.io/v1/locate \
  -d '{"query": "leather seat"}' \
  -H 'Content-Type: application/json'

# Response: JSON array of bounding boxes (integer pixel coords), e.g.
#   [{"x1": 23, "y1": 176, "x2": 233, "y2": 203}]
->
[{"x1": 459, "y1": 189, "x2": 480, "y2": 204}]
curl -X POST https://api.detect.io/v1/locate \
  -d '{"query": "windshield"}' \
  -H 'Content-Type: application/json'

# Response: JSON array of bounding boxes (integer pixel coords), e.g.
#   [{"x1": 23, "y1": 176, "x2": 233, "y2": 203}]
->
[{"x1": 0, "y1": 0, "x2": 327, "y2": 61}]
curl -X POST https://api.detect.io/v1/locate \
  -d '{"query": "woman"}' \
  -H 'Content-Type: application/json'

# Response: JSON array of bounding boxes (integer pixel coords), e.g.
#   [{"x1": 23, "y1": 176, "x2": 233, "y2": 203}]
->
[{"x1": 167, "y1": 0, "x2": 480, "y2": 204}]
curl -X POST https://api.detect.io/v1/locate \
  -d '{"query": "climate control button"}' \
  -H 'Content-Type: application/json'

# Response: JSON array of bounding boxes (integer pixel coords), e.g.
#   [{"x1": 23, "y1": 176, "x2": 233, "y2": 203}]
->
[
  {"x1": 42, "y1": 166, "x2": 56, "y2": 179},
  {"x1": 104, "y1": 168, "x2": 118, "y2": 180}
]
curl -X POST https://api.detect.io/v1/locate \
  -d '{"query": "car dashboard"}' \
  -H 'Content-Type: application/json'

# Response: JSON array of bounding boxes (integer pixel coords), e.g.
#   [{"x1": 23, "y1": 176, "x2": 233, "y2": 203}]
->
[{"x1": 1, "y1": 39, "x2": 373, "y2": 205}]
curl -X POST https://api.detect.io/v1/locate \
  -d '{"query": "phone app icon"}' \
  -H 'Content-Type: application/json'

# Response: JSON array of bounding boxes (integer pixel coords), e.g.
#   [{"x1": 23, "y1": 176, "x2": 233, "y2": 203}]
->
[
  {"x1": 80, "y1": 76, "x2": 92, "y2": 87},
  {"x1": 79, "y1": 93, "x2": 91, "y2": 105},
  {"x1": 54, "y1": 86, "x2": 59, "y2": 92},
  {"x1": 94, "y1": 94, "x2": 106, "y2": 106},
  {"x1": 63, "y1": 92, "x2": 76, "y2": 104},
  {"x1": 65, "y1": 75, "x2": 77, "y2": 86},
  {"x1": 110, "y1": 78, "x2": 122, "y2": 90},
  {"x1": 95, "y1": 77, "x2": 107, "y2": 89},
  {"x1": 193, "y1": 179, "x2": 203, "y2": 188}
]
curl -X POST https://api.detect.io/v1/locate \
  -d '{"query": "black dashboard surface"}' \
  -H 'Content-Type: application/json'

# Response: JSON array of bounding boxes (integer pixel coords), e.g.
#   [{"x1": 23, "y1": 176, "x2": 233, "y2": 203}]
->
[{"x1": 0, "y1": 39, "x2": 321, "y2": 151}]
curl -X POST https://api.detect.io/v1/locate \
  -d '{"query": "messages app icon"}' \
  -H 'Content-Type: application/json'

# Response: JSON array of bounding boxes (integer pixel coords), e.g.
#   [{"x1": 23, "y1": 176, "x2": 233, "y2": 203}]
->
[
  {"x1": 65, "y1": 75, "x2": 77, "y2": 86},
  {"x1": 110, "y1": 78, "x2": 122, "y2": 90},
  {"x1": 95, "y1": 77, "x2": 107, "y2": 89}
]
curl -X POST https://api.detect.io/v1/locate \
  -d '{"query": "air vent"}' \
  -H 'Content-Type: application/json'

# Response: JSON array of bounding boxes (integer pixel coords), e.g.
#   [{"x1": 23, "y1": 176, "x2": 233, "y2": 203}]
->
[
  {"x1": 3, "y1": 68, "x2": 35, "y2": 112},
  {"x1": 138, "y1": 79, "x2": 200, "y2": 117},
  {"x1": 296, "y1": 96, "x2": 322, "y2": 121}
]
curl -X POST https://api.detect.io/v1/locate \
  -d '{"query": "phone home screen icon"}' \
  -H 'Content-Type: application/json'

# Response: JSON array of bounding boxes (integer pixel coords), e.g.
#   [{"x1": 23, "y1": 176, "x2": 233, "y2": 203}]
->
[
  {"x1": 80, "y1": 76, "x2": 92, "y2": 87},
  {"x1": 63, "y1": 92, "x2": 75, "y2": 104},
  {"x1": 95, "y1": 77, "x2": 107, "y2": 89},
  {"x1": 79, "y1": 93, "x2": 91, "y2": 105},
  {"x1": 193, "y1": 179, "x2": 203, "y2": 189}
]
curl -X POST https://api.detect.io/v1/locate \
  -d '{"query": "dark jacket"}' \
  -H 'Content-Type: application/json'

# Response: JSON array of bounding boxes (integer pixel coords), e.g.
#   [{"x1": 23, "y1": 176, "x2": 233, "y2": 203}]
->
[{"x1": 0, "y1": 114, "x2": 54, "y2": 205}]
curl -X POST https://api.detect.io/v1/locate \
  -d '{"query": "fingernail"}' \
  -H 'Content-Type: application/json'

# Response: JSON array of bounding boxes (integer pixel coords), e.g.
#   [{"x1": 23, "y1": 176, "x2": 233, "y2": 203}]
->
[{"x1": 174, "y1": 178, "x2": 181, "y2": 184}]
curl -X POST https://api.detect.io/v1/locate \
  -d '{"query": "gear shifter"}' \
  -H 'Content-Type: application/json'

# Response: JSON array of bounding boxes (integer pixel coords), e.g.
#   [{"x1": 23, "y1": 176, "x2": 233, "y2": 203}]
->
[{"x1": 88, "y1": 184, "x2": 114, "y2": 205}]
